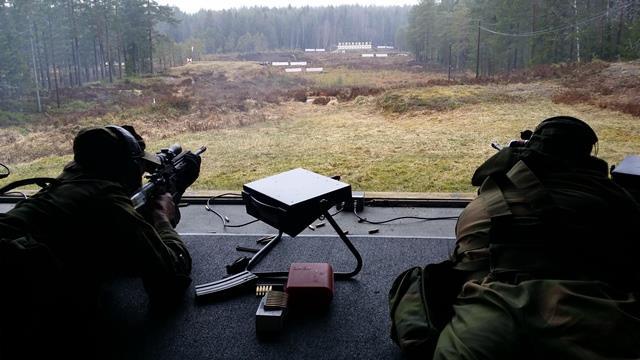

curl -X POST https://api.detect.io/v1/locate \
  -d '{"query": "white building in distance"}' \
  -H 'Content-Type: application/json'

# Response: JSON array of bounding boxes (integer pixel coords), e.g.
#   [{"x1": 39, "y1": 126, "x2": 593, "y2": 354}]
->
[{"x1": 337, "y1": 42, "x2": 372, "y2": 50}]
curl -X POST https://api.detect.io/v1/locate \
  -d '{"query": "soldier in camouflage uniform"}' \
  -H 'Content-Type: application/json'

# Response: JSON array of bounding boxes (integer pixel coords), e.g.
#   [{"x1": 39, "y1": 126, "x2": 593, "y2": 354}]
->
[
  {"x1": 434, "y1": 117, "x2": 640, "y2": 359},
  {"x1": 0, "y1": 125, "x2": 200, "y2": 359}
]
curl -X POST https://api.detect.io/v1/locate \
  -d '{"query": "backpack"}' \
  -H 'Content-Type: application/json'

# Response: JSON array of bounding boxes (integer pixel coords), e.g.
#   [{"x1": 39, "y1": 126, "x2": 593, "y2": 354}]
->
[
  {"x1": 0, "y1": 234, "x2": 66, "y2": 357},
  {"x1": 388, "y1": 260, "x2": 466, "y2": 359}
]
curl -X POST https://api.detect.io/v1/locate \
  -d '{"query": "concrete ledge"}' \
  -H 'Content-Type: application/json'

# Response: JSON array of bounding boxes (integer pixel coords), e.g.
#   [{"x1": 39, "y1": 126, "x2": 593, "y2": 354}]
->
[
  {"x1": 2, "y1": 190, "x2": 476, "y2": 207},
  {"x1": 185, "y1": 190, "x2": 475, "y2": 200},
  {"x1": 182, "y1": 191, "x2": 475, "y2": 208}
]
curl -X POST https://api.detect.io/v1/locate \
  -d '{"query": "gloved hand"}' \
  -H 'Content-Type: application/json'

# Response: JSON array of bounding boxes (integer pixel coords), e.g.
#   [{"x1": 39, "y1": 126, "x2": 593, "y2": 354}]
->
[
  {"x1": 175, "y1": 152, "x2": 201, "y2": 194},
  {"x1": 167, "y1": 152, "x2": 202, "y2": 228},
  {"x1": 150, "y1": 193, "x2": 177, "y2": 227}
]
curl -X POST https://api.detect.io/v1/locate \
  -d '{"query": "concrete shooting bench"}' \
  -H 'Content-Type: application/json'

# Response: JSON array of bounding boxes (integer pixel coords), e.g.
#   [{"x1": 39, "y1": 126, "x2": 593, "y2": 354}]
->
[{"x1": 102, "y1": 232, "x2": 456, "y2": 359}]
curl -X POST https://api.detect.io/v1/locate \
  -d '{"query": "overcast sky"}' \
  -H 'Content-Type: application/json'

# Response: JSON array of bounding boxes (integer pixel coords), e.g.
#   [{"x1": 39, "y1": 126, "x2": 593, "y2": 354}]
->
[{"x1": 159, "y1": 0, "x2": 418, "y2": 14}]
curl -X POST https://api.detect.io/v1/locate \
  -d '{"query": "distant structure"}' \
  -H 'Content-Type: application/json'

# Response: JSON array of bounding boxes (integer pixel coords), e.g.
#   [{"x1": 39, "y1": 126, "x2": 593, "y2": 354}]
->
[
  {"x1": 337, "y1": 42, "x2": 372, "y2": 51},
  {"x1": 305, "y1": 49, "x2": 326, "y2": 52},
  {"x1": 377, "y1": 45, "x2": 394, "y2": 50},
  {"x1": 361, "y1": 53, "x2": 388, "y2": 58}
]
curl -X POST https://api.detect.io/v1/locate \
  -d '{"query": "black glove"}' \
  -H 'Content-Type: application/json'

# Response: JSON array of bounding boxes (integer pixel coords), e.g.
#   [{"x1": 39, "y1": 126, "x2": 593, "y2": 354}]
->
[
  {"x1": 169, "y1": 152, "x2": 202, "y2": 227},
  {"x1": 175, "y1": 152, "x2": 201, "y2": 194}
]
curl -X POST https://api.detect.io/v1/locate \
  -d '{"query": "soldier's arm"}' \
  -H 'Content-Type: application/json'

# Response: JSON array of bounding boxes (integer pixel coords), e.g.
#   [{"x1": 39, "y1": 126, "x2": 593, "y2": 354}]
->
[
  {"x1": 105, "y1": 190, "x2": 192, "y2": 302},
  {"x1": 0, "y1": 213, "x2": 25, "y2": 239}
]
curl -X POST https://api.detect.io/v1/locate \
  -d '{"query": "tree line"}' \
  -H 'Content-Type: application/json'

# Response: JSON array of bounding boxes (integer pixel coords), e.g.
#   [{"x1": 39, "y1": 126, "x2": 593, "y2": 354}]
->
[
  {"x1": 0, "y1": 0, "x2": 188, "y2": 111},
  {"x1": 407, "y1": 0, "x2": 640, "y2": 77},
  {"x1": 14, "y1": 1, "x2": 639, "y2": 112},
  {"x1": 162, "y1": 5, "x2": 411, "y2": 56},
  {"x1": 1, "y1": 2, "x2": 411, "y2": 112}
]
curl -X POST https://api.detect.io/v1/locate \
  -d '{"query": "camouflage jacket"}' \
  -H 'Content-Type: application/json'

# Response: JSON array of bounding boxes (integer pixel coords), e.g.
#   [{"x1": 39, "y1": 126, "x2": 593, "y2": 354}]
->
[
  {"x1": 0, "y1": 163, "x2": 192, "y2": 300},
  {"x1": 455, "y1": 156, "x2": 640, "y2": 287}
]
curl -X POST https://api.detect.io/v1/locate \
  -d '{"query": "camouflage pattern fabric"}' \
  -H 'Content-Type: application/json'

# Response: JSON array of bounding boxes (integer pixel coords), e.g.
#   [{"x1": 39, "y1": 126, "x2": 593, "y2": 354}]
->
[
  {"x1": 0, "y1": 163, "x2": 192, "y2": 359},
  {"x1": 389, "y1": 261, "x2": 465, "y2": 359},
  {"x1": 434, "y1": 159, "x2": 640, "y2": 359},
  {"x1": 0, "y1": 163, "x2": 192, "y2": 296},
  {"x1": 434, "y1": 279, "x2": 640, "y2": 360}
]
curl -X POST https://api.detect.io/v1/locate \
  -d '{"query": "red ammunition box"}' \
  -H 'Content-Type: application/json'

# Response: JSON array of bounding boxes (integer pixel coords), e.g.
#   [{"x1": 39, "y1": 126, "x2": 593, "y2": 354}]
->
[{"x1": 285, "y1": 263, "x2": 334, "y2": 307}]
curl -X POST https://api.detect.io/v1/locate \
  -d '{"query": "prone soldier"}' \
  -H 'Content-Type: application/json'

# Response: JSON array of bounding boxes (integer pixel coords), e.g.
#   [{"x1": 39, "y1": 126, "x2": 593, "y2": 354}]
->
[
  {"x1": 434, "y1": 116, "x2": 640, "y2": 359},
  {"x1": 0, "y1": 125, "x2": 202, "y2": 359}
]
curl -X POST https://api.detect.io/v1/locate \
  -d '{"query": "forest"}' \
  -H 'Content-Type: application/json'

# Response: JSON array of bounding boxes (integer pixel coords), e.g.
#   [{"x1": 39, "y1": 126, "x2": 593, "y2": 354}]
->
[
  {"x1": 1, "y1": 1, "x2": 640, "y2": 192},
  {"x1": 406, "y1": 0, "x2": 640, "y2": 76},
  {"x1": 0, "y1": 1, "x2": 410, "y2": 113},
  {"x1": 164, "y1": 6, "x2": 411, "y2": 55},
  {"x1": 1, "y1": 0, "x2": 187, "y2": 111},
  {"x1": 1, "y1": 0, "x2": 640, "y2": 122}
]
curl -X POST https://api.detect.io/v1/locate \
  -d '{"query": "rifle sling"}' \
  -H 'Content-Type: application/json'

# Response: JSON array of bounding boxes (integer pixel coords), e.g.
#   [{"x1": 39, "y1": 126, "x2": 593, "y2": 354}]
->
[{"x1": 0, "y1": 177, "x2": 60, "y2": 196}]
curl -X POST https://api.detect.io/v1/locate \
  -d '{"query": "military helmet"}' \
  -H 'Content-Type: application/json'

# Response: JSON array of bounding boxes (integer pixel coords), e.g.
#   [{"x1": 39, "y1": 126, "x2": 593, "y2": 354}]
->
[
  {"x1": 73, "y1": 125, "x2": 160, "y2": 191},
  {"x1": 104, "y1": 125, "x2": 160, "y2": 166},
  {"x1": 526, "y1": 116, "x2": 598, "y2": 160},
  {"x1": 73, "y1": 125, "x2": 159, "y2": 170}
]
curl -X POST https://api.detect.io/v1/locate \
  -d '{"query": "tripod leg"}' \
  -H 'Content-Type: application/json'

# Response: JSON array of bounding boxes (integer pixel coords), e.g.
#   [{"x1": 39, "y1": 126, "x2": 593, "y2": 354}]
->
[{"x1": 323, "y1": 209, "x2": 363, "y2": 279}]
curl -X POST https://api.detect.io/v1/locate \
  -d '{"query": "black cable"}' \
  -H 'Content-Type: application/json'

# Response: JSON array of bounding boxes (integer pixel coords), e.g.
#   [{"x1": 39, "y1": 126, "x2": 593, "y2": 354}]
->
[
  {"x1": 0, "y1": 162, "x2": 9, "y2": 179},
  {"x1": 480, "y1": 2, "x2": 633, "y2": 38},
  {"x1": 224, "y1": 219, "x2": 260, "y2": 228},
  {"x1": 3, "y1": 191, "x2": 27, "y2": 199},
  {"x1": 353, "y1": 207, "x2": 459, "y2": 225},
  {"x1": 319, "y1": 208, "x2": 343, "y2": 221},
  {"x1": 205, "y1": 193, "x2": 259, "y2": 228}
]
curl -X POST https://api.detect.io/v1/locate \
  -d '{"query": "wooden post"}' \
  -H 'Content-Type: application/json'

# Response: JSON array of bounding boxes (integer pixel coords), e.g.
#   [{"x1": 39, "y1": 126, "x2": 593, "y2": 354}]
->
[
  {"x1": 574, "y1": 0, "x2": 581, "y2": 63},
  {"x1": 147, "y1": 0, "x2": 153, "y2": 74},
  {"x1": 29, "y1": 27, "x2": 42, "y2": 112},
  {"x1": 616, "y1": 3, "x2": 624, "y2": 52},
  {"x1": 47, "y1": 12, "x2": 60, "y2": 108},
  {"x1": 448, "y1": 43, "x2": 452, "y2": 81},
  {"x1": 476, "y1": 20, "x2": 481, "y2": 79},
  {"x1": 531, "y1": 0, "x2": 537, "y2": 62}
]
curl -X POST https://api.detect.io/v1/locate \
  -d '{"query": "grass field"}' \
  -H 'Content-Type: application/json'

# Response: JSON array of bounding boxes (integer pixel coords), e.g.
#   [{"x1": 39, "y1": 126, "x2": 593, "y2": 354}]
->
[{"x1": 2, "y1": 58, "x2": 640, "y2": 193}]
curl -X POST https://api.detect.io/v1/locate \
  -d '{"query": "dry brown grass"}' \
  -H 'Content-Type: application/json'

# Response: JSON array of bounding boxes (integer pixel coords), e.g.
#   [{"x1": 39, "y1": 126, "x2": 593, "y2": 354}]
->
[
  {"x1": 172, "y1": 98, "x2": 640, "y2": 192},
  {"x1": 551, "y1": 61, "x2": 640, "y2": 117},
  {"x1": 4, "y1": 96, "x2": 639, "y2": 192},
  {"x1": 167, "y1": 61, "x2": 263, "y2": 79},
  {"x1": 299, "y1": 67, "x2": 447, "y2": 89},
  {"x1": 3, "y1": 61, "x2": 640, "y2": 193}
]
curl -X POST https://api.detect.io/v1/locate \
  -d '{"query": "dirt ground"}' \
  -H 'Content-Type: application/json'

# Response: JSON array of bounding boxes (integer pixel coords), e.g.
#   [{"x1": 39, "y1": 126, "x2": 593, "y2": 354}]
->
[{"x1": 2, "y1": 54, "x2": 640, "y2": 192}]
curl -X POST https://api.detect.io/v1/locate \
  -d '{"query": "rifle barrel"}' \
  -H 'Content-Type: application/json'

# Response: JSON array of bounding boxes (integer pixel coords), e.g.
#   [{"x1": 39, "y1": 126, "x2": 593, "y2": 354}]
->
[{"x1": 194, "y1": 146, "x2": 207, "y2": 156}]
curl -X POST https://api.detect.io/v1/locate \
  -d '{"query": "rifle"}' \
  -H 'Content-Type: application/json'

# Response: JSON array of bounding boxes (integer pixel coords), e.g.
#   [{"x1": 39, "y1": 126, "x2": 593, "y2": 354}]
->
[{"x1": 131, "y1": 144, "x2": 206, "y2": 212}]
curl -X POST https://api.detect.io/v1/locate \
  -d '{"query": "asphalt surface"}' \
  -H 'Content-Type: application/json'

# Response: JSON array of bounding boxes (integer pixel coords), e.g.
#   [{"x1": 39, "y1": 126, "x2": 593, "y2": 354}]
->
[
  {"x1": 1, "y1": 200, "x2": 463, "y2": 359},
  {"x1": 101, "y1": 234, "x2": 456, "y2": 360}
]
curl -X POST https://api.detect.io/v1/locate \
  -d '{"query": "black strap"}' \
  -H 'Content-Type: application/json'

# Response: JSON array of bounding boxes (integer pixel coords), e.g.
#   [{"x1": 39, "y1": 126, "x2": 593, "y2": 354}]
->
[
  {"x1": 0, "y1": 177, "x2": 60, "y2": 196},
  {"x1": 481, "y1": 161, "x2": 562, "y2": 275},
  {"x1": 0, "y1": 162, "x2": 9, "y2": 179}
]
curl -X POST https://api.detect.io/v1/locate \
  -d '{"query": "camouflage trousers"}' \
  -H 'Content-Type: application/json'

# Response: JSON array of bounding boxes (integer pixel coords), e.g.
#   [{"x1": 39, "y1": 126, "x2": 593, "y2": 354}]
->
[{"x1": 433, "y1": 278, "x2": 640, "y2": 360}]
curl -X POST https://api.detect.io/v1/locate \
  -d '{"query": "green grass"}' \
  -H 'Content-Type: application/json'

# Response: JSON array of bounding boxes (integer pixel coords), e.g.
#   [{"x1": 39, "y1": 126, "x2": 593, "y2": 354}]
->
[
  {"x1": 2, "y1": 64, "x2": 640, "y2": 193},
  {"x1": 298, "y1": 67, "x2": 445, "y2": 88},
  {"x1": 126, "y1": 97, "x2": 640, "y2": 193},
  {"x1": 47, "y1": 100, "x2": 96, "y2": 114},
  {"x1": 1, "y1": 155, "x2": 72, "y2": 189},
  {"x1": 4, "y1": 95, "x2": 640, "y2": 193},
  {"x1": 377, "y1": 86, "x2": 525, "y2": 113},
  {"x1": 0, "y1": 109, "x2": 33, "y2": 127}
]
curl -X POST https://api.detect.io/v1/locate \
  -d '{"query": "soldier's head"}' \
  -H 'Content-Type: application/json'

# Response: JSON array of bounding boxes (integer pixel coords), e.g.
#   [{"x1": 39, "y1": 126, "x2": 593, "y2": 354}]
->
[
  {"x1": 73, "y1": 125, "x2": 160, "y2": 193},
  {"x1": 522, "y1": 116, "x2": 609, "y2": 175},
  {"x1": 526, "y1": 116, "x2": 598, "y2": 160}
]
